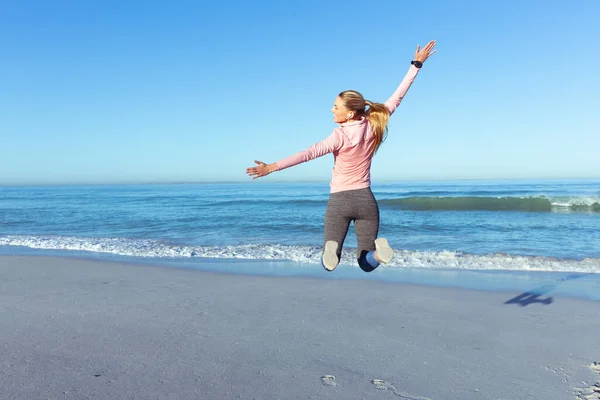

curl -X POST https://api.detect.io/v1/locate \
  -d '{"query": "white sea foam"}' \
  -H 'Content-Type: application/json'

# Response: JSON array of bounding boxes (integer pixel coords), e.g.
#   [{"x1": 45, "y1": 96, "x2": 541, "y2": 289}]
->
[
  {"x1": 1, "y1": 235, "x2": 599, "y2": 274},
  {"x1": 548, "y1": 195, "x2": 600, "y2": 207}
]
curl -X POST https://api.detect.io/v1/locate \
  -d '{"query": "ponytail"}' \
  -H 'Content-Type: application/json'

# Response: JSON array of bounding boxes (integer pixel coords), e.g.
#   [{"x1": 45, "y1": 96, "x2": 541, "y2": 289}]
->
[{"x1": 364, "y1": 100, "x2": 390, "y2": 156}]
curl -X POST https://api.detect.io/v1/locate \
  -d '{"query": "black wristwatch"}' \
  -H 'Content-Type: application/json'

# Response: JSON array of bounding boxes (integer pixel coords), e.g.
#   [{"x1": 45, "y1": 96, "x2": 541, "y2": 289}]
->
[{"x1": 411, "y1": 60, "x2": 423, "y2": 68}]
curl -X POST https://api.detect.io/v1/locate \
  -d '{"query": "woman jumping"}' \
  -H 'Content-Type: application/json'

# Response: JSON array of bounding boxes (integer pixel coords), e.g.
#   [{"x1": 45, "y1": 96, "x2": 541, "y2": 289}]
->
[{"x1": 246, "y1": 40, "x2": 436, "y2": 272}]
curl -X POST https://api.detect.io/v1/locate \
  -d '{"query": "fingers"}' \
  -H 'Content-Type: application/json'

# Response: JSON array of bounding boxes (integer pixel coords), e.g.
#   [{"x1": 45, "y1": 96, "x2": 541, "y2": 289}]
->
[
  {"x1": 414, "y1": 40, "x2": 437, "y2": 62},
  {"x1": 247, "y1": 161, "x2": 265, "y2": 173},
  {"x1": 424, "y1": 40, "x2": 436, "y2": 54},
  {"x1": 247, "y1": 172, "x2": 262, "y2": 179},
  {"x1": 416, "y1": 40, "x2": 435, "y2": 55},
  {"x1": 247, "y1": 159, "x2": 267, "y2": 179},
  {"x1": 246, "y1": 164, "x2": 266, "y2": 179}
]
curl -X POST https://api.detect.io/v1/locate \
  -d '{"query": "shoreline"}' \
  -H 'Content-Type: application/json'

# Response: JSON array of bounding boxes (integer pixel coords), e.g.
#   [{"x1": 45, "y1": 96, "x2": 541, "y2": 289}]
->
[{"x1": 2, "y1": 248, "x2": 600, "y2": 302}]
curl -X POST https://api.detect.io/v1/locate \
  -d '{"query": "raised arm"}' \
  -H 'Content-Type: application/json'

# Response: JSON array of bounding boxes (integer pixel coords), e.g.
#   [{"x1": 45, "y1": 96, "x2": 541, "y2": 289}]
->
[
  {"x1": 385, "y1": 40, "x2": 436, "y2": 116},
  {"x1": 246, "y1": 129, "x2": 344, "y2": 179},
  {"x1": 384, "y1": 65, "x2": 420, "y2": 115}
]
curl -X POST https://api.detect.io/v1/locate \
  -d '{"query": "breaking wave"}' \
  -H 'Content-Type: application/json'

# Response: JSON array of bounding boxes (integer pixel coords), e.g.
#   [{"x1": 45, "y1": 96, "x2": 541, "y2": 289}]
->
[
  {"x1": 379, "y1": 196, "x2": 600, "y2": 212},
  {"x1": 1, "y1": 235, "x2": 599, "y2": 274}
]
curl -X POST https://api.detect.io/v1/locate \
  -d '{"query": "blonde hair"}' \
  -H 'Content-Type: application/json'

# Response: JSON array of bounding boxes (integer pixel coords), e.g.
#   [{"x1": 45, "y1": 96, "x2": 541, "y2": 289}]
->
[{"x1": 338, "y1": 90, "x2": 390, "y2": 155}]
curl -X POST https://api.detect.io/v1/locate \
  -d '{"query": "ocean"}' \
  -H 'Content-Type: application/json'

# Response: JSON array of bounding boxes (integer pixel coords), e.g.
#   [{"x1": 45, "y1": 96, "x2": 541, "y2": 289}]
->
[{"x1": 1, "y1": 179, "x2": 598, "y2": 277}]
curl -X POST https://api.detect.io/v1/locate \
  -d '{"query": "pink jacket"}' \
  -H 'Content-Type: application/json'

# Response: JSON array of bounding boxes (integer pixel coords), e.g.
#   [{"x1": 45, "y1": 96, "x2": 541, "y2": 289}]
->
[{"x1": 275, "y1": 65, "x2": 420, "y2": 193}]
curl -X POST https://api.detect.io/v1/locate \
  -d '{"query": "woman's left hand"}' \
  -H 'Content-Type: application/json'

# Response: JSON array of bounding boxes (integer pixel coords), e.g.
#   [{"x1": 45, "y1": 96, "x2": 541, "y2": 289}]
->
[
  {"x1": 414, "y1": 40, "x2": 437, "y2": 63},
  {"x1": 246, "y1": 160, "x2": 276, "y2": 179}
]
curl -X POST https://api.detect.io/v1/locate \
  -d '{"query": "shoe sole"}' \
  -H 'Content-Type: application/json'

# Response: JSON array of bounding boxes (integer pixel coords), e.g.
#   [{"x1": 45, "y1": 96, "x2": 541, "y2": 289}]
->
[
  {"x1": 375, "y1": 238, "x2": 393, "y2": 264},
  {"x1": 322, "y1": 241, "x2": 339, "y2": 272}
]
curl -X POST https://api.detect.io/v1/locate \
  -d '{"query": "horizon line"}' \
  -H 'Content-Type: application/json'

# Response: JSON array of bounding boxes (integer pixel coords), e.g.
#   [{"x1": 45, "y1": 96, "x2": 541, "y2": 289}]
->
[{"x1": 1, "y1": 176, "x2": 599, "y2": 187}]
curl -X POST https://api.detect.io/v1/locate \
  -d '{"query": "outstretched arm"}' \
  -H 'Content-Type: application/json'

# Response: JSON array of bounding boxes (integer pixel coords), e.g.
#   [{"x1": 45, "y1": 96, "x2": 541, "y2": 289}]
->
[
  {"x1": 246, "y1": 129, "x2": 344, "y2": 179},
  {"x1": 385, "y1": 40, "x2": 436, "y2": 115}
]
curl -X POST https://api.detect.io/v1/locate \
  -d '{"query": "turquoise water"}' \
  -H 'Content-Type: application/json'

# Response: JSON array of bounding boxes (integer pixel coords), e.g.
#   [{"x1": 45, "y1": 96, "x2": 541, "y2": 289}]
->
[{"x1": 1, "y1": 179, "x2": 599, "y2": 286}]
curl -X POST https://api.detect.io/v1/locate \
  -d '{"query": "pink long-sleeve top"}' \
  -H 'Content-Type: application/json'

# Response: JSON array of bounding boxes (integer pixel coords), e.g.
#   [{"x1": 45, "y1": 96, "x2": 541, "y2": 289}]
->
[{"x1": 275, "y1": 65, "x2": 421, "y2": 193}]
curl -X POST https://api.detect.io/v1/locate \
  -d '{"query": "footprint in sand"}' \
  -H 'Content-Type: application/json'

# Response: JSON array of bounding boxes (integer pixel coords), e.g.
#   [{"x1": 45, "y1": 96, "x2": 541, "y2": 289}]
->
[
  {"x1": 573, "y1": 362, "x2": 600, "y2": 400},
  {"x1": 371, "y1": 379, "x2": 431, "y2": 400},
  {"x1": 321, "y1": 375, "x2": 337, "y2": 387}
]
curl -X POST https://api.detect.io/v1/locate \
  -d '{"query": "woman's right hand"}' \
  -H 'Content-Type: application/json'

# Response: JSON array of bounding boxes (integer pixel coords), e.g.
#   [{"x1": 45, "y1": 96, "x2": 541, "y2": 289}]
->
[
  {"x1": 414, "y1": 40, "x2": 436, "y2": 63},
  {"x1": 246, "y1": 160, "x2": 276, "y2": 179}
]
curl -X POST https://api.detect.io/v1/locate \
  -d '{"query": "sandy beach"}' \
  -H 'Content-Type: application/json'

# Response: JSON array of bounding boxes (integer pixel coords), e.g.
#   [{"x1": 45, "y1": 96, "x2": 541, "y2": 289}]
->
[{"x1": 1, "y1": 255, "x2": 599, "y2": 400}]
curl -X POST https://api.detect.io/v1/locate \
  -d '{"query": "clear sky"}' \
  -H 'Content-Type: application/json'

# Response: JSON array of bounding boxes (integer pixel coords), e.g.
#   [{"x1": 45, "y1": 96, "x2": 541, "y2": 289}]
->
[{"x1": 1, "y1": 0, "x2": 599, "y2": 185}]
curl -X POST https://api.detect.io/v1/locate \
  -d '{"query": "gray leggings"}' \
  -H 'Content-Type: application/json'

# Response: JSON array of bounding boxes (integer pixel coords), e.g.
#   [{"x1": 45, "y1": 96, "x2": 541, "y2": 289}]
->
[{"x1": 324, "y1": 187, "x2": 380, "y2": 272}]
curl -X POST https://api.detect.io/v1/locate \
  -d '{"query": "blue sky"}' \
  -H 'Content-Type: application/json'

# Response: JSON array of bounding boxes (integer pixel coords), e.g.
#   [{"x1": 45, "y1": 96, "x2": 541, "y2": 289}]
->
[{"x1": 1, "y1": 0, "x2": 599, "y2": 185}]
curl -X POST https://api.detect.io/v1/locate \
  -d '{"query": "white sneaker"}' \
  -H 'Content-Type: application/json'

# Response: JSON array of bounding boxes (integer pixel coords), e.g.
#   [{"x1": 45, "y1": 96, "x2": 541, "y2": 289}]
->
[
  {"x1": 322, "y1": 241, "x2": 339, "y2": 271},
  {"x1": 374, "y1": 238, "x2": 393, "y2": 263}
]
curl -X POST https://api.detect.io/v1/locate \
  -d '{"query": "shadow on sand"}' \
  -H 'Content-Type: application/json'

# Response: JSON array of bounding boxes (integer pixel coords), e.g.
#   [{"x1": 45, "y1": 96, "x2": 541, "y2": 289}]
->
[{"x1": 504, "y1": 274, "x2": 585, "y2": 307}]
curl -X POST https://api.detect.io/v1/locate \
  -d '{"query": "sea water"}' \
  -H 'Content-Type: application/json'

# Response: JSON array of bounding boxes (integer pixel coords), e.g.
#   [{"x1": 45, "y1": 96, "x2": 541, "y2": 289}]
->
[{"x1": 1, "y1": 179, "x2": 599, "y2": 299}]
